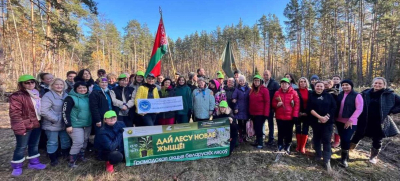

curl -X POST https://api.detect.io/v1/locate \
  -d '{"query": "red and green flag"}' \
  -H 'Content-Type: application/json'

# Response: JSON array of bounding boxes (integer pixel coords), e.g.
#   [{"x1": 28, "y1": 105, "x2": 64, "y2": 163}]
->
[{"x1": 145, "y1": 18, "x2": 168, "y2": 77}]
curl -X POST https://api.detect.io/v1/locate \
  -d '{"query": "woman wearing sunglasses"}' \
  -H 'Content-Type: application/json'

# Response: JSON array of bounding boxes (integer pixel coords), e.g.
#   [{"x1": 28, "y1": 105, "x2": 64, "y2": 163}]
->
[{"x1": 9, "y1": 75, "x2": 47, "y2": 176}]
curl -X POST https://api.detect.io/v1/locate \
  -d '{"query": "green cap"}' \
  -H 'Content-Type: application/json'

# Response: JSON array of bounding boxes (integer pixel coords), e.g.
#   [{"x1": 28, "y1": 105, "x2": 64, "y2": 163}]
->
[
  {"x1": 219, "y1": 101, "x2": 228, "y2": 108},
  {"x1": 217, "y1": 73, "x2": 224, "y2": 79},
  {"x1": 104, "y1": 110, "x2": 117, "y2": 119},
  {"x1": 136, "y1": 71, "x2": 145, "y2": 77},
  {"x1": 217, "y1": 71, "x2": 222, "y2": 75},
  {"x1": 253, "y1": 74, "x2": 262, "y2": 80},
  {"x1": 118, "y1": 73, "x2": 127, "y2": 79},
  {"x1": 18, "y1": 74, "x2": 36, "y2": 82},
  {"x1": 280, "y1": 78, "x2": 290, "y2": 83}
]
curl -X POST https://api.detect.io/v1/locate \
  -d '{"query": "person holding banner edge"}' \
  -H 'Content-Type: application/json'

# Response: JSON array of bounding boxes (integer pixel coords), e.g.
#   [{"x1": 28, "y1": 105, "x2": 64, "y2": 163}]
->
[
  {"x1": 135, "y1": 73, "x2": 160, "y2": 126},
  {"x1": 213, "y1": 100, "x2": 238, "y2": 155},
  {"x1": 110, "y1": 74, "x2": 136, "y2": 127},
  {"x1": 94, "y1": 110, "x2": 125, "y2": 173},
  {"x1": 157, "y1": 78, "x2": 176, "y2": 125}
]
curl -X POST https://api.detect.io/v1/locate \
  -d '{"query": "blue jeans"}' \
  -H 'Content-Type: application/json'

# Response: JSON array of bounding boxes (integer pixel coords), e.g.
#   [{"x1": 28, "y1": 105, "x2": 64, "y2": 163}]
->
[
  {"x1": 142, "y1": 114, "x2": 157, "y2": 126},
  {"x1": 45, "y1": 130, "x2": 71, "y2": 154},
  {"x1": 267, "y1": 109, "x2": 275, "y2": 140},
  {"x1": 336, "y1": 121, "x2": 357, "y2": 150},
  {"x1": 12, "y1": 127, "x2": 42, "y2": 161}
]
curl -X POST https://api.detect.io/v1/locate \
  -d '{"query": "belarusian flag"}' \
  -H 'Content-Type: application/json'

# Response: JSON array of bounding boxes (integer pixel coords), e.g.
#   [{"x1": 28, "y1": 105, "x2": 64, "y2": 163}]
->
[{"x1": 145, "y1": 18, "x2": 168, "y2": 77}]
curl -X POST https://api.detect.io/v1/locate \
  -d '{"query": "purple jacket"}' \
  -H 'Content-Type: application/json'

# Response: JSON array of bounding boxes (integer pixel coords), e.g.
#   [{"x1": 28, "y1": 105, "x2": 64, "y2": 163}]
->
[{"x1": 232, "y1": 85, "x2": 250, "y2": 120}]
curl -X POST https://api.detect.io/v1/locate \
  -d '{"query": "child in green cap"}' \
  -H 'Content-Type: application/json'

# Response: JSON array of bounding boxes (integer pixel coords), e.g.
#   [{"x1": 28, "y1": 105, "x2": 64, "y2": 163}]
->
[
  {"x1": 213, "y1": 101, "x2": 238, "y2": 155},
  {"x1": 94, "y1": 110, "x2": 126, "y2": 173}
]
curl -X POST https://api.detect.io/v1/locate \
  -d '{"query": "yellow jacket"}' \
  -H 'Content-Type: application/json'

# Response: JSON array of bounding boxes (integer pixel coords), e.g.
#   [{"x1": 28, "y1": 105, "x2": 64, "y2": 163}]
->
[{"x1": 135, "y1": 85, "x2": 160, "y2": 113}]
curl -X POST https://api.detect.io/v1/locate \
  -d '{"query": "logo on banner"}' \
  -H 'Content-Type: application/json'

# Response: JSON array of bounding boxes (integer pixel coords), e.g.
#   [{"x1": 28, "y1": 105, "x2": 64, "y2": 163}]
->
[{"x1": 139, "y1": 100, "x2": 151, "y2": 112}]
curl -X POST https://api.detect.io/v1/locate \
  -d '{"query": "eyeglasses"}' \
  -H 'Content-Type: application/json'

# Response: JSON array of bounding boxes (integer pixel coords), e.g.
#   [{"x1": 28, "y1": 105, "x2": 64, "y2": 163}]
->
[{"x1": 23, "y1": 81, "x2": 35, "y2": 85}]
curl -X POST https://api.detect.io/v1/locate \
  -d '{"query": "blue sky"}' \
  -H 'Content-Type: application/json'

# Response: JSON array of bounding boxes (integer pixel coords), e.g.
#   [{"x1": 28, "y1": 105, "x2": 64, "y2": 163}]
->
[{"x1": 91, "y1": 0, "x2": 290, "y2": 40}]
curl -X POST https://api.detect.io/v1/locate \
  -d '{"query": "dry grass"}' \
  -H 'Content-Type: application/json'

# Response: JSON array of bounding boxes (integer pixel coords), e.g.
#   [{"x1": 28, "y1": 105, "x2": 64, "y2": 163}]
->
[{"x1": 0, "y1": 102, "x2": 399, "y2": 181}]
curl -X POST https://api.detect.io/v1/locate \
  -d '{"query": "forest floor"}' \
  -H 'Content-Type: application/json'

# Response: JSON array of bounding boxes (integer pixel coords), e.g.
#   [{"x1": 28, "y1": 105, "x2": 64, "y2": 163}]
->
[{"x1": 0, "y1": 102, "x2": 399, "y2": 181}]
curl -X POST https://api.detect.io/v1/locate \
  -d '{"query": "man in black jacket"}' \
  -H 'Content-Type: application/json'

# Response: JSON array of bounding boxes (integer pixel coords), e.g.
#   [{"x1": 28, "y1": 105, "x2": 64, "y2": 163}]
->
[{"x1": 263, "y1": 70, "x2": 280, "y2": 145}]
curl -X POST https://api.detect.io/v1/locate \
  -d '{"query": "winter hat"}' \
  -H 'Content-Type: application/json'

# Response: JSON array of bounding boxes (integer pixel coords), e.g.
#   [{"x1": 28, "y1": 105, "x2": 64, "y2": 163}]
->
[
  {"x1": 136, "y1": 71, "x2": 145, "y2": 77},
  {"x1": 104, "y1": 110, "x2": 117, "y2": 119},
  {"x1": 310, "y1": 75, "x2": 319, "y2": 81},
  {"x1": 100, "y1": 77, "x2": 108, "y2": 82},
  {"x1": 280, "y1": 78, "x2": 290, "y2": 83},
  {"x1": 18, "y1": 74, "x2": 36, "y2": 82},
  {"x1": 219, "y1": 101, "x2": 228, "y2": 108},
  {"x1": 341, "y1": 79, "x2": 354, "y2": 88},
  {"x1": 210, "y1": 79, "x2": 220, "y2": 90},
  {"x1": 108, "y1": 151, "x2": 124, "y2": 165},
  {"x1": 217, "y1": 73, "x2": 225, "y2": 79}
]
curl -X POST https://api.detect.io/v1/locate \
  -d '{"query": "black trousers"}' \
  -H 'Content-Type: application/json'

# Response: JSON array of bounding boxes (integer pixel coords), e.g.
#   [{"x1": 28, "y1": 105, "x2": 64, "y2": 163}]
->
[
  {"x1": 277, "y1": 119, "x2": 294, "y2": 146},
  {"x1": 312, "y1": 122, "x2": 333, "y2": 162}
]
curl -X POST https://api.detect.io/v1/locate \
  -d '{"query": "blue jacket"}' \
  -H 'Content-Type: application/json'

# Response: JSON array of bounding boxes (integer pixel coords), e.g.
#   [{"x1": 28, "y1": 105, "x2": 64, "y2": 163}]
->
[
  {"x1": 192, "y1": 88, "x2": 215, "y2": 119},
  {"x1": 94, "y1": 121, "x2": 126, "y2": 154}
]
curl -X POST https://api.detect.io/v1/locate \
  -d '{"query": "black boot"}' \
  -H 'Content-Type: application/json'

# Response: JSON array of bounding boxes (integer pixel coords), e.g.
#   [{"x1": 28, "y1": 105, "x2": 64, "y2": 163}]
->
[
  {"x1": 284, "y1": 144, "x2": 292, "y2": 155},
  {"x1": 48, "y1": 152, "x2": 59, "y2": 166},
  {"x1": 277, "y1": 145, "x2": 284, "y2": 152},
  {"x1": 68, "y1": 154, "x2": 78, "y2": 168},
  {"x1": 257, "y1": 137, "x2": 264, "y2": 149},
  {"x1": 341, "y1": 150, "x2": 349, "y2": 168},
  {"x1": 61, "y1": 149, "x2": 70, "y2": 160},
  {"x1": 251, "y1": 137, "x2": 259, "y2": 147},
  {"x1": 78, "y1": 150, "x2": 88, "y2": 162}
]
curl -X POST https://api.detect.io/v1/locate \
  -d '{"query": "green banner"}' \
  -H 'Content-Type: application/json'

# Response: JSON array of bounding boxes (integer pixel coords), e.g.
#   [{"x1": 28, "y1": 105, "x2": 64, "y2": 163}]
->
[{"x1": 123, "y1": 118, "x2": 230, "y2": 166}]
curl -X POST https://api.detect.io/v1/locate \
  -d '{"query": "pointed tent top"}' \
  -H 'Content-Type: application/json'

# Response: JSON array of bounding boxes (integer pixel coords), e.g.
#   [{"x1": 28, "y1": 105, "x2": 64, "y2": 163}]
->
[{"x1": 159, "y1": 7, "x2": 162, "y2": 18}]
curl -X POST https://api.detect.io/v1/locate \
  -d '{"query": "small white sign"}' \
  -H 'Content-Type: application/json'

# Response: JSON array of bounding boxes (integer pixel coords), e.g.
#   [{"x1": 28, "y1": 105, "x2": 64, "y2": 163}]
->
[{"x1": 137, "y1": 96, "x2": 183, "y2": 114}]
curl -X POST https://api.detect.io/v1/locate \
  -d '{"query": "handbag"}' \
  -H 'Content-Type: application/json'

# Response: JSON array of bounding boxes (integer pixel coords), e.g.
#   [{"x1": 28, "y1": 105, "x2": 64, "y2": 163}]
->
[
  {"x1": 246, "y1": 120, "x2": 255, "y2": 137},
  {"x1": 382, "y1": 115, "x2": 400, "y2": 138}
]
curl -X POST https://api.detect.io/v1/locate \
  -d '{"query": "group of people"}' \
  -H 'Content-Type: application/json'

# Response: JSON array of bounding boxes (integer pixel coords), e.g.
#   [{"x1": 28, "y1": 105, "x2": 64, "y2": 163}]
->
[{"x1": 8, "y1": 67, "x2": 400, "y2": 176}]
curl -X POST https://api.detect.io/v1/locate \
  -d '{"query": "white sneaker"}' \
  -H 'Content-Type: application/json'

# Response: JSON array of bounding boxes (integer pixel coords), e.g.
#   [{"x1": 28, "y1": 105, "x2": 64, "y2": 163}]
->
[{"x1": 369, "y1": 158, "x2": 378, "y2": 164}]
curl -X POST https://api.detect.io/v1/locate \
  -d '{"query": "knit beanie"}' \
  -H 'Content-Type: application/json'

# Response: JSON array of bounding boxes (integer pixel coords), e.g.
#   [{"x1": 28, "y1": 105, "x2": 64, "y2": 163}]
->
[
  {"x1": 310, "y1": 75, "x2": 319, "y2": 81},
  {"x1": 341, "y1": 79, "x2": 354, "y2": 88}
]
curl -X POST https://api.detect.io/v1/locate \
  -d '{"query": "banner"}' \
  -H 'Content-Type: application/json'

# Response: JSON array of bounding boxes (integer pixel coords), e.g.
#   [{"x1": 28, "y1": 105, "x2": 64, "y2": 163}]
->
[
  {"x1": 123, "y1": 118, "x2": 231, "y2": 166},
  {"x1": 137, "y1": 96, "x2": 183, "y2": 114}
]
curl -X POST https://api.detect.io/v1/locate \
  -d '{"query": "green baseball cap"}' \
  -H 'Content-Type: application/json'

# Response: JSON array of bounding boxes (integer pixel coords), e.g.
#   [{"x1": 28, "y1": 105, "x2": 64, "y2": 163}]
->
[
  {"x1": 18, "y1": 74, "x2": 36, "y2": 82},
  {"x1": 104, "y1": 110, "x2": 117, "y2": 119},
  {"x1": 118, "y1": 74, "x2": 127, "y2": 79},
  {"x1": 280, "y1": 78, "x2": 290, "y2": 83},
  {"x1": 218, "y1": 73, "x2": 224, "y2": 79},
  {"x1": 253, "y1": 74, "x2": 262, "y2": 80},
  {"x1": 219, "y1": 101, "x2": 228, "y2": 108},
  {"x1": 136, "y1": 71, "x2": 145, "y2": 77}
]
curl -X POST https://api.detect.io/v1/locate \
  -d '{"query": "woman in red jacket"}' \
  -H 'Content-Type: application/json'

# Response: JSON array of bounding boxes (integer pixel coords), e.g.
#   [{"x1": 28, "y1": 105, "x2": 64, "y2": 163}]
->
[
  {"x1": 9, "y1": 75, "x2": 47, "y2": 176},
  {"x1": 249, "y1": 74, "x2": 270, "y2": 149},
  {"x1": 272, "y1": 78, "x2": 300, "y2": 154}
]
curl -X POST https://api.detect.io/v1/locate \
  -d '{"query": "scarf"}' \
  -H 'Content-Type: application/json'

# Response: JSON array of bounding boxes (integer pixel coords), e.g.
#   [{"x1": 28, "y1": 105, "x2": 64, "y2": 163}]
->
[{"x1": 27, "y1": 89, "x2": 41, "y2": 120}]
